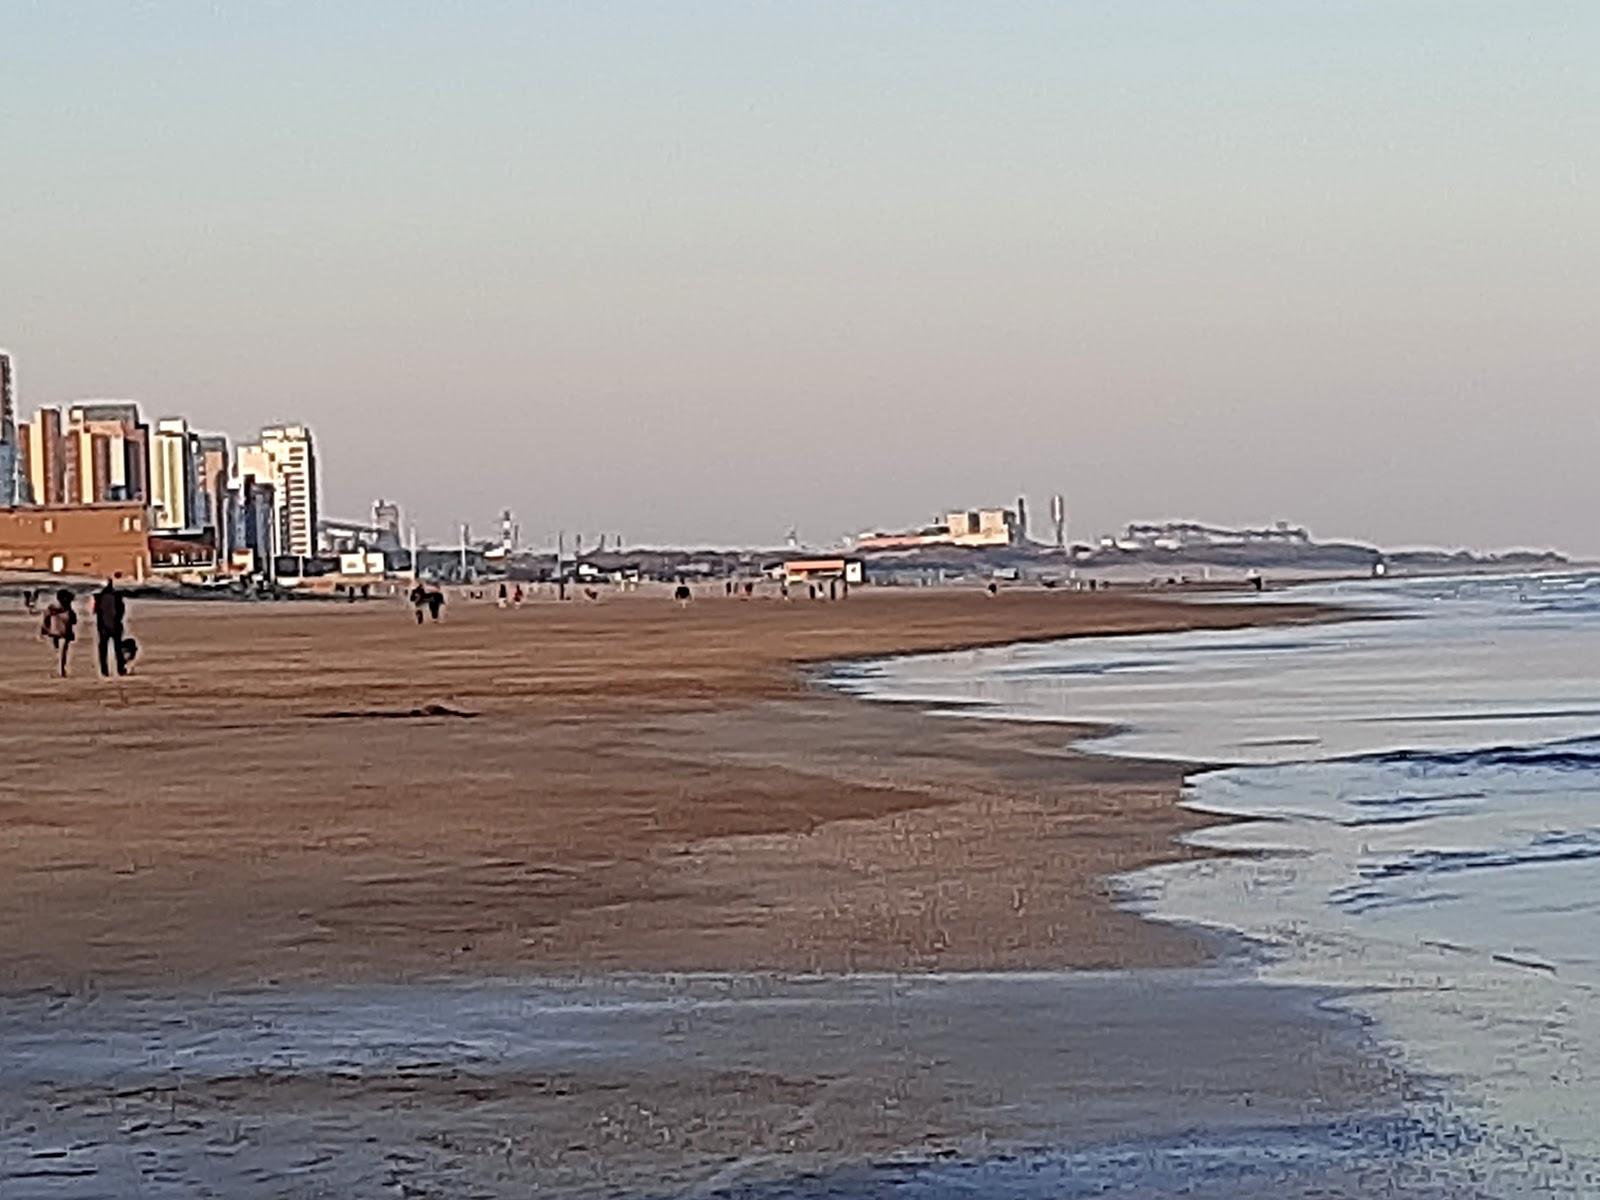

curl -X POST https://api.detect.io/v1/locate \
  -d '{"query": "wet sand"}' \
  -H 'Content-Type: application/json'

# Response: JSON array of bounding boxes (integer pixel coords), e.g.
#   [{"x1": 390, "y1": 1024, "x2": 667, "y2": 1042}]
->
[
  {"x1": 3, "y1": 972, "x2": 1436, "y2": 1198},
  {"x1": 0, "y1": 587, "x2": 1460, "y2": 1197}
]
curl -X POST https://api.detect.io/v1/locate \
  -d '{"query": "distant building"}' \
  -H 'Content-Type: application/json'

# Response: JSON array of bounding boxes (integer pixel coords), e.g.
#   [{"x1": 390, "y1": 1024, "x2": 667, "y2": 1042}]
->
[
  {"x1": 373, "y1": 499, "x2": 401, "y2": 538},
  {"x1": 14, "y1": 422, "x2": 33, "y2": 505},
  {"x1": 780, "y1": 557, "x2": 864, "y2": 586},
  {"x1": 151, "y1": 417, "x2": 200, "y2": 531},
  {"x1": 943, "y1": 508, "x2": 1019, "y2": 548},
  {"x1": 64, "y1": 402, "x2": 151, "y2": 505},
  {"x1": 0, "y1": 503, "x2": 151, "y2": 580},
  {"x1": 0, "y1": 350, "x2": 17, "y2": 506},
  {"x1": 228, "y1": 474, "x2": 277, "y2": 580},
  {"x1": 196, "y1": 434, "x2": 230, "y2": 556},
  {"x1": 855, "y1": 506, "x2": 1021, "y2": 551},
  {"x1": 237, "y1": 425, "x2": 319, "y2": 557},
  {"x1": 320, "y1": 515, "x2": 400, "y2": 554},
  {"x1": 1108, "y1": 521, "x2": 1312, "y2": 552},
  {"x1": 27, "y1": 407, "x2": 67, "y2": 506}
]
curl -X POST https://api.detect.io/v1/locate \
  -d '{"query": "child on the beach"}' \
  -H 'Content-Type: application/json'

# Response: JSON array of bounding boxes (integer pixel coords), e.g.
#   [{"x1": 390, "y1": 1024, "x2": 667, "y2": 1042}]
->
[{"x1": 39, "y1": 588, "x2": 77, "y2": 677}]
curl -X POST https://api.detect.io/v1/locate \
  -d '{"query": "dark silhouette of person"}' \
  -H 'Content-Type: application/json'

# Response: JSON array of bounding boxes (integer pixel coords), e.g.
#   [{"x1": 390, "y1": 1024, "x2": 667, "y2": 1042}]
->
[
  {"x1": 409, "y1": 583, "x2": 428, "y2": 624},
  {"x1": 426, "y1": 588, "x2": 445, "y2": 621},
  {"x1": 674, "y1": 584, "x2": 692, "y2": 606},
  {"x1": 41, "y1": 588, "x2": 77, "y2": 677},
  {"x1": 94, "y1": 579, "x2": 129, "y2": 677}
]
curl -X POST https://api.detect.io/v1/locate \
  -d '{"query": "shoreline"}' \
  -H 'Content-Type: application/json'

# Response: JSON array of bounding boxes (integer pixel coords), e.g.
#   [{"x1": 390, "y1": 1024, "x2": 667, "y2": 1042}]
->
[{"x1": 0, "y1": 587, "x2": 1458, "y2": 1197}]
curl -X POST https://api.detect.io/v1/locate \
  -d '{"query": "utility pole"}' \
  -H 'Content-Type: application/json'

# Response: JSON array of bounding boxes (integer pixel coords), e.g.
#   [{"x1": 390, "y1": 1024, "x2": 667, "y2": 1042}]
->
[{"x1": 459, "y1": 523, "x2": 469, "y2": 580}]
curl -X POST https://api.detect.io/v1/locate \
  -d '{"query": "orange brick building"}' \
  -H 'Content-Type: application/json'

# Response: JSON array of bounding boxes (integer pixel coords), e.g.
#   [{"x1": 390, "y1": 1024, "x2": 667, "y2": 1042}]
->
[{"x1": 0, "y1": 504, "x2": 152, "y2": 581}]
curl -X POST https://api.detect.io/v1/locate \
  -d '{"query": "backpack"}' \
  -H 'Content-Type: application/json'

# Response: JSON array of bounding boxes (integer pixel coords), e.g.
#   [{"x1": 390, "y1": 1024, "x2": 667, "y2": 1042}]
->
[{"x1": 42, "y1": 607, "x2": 72, "y2": 639}]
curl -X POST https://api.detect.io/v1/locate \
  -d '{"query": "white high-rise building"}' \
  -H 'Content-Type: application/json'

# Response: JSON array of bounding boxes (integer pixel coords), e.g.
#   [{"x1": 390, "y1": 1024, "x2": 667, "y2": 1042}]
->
[
  {"x1": 236, "y1": 425, "x2": 319, "y2": 557},
  {"x1": 151, "y1": 417, "x2": 197, "y2": 530}
]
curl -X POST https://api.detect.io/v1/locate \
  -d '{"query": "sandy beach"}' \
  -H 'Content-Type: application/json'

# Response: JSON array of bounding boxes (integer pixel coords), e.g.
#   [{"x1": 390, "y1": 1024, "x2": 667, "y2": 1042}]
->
[
  {"x1": 0, "y1": 586, "x2": 1328, "y2": 988},
  {"x1": 1, "y1": 586, "x2": 1449, "y2": 1197}
]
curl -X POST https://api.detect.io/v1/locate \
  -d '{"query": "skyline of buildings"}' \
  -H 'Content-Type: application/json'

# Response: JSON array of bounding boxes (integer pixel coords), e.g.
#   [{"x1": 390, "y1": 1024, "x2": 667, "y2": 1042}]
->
[{"x1": 0, "y1": 347, "x2": 324, "y2": 581}]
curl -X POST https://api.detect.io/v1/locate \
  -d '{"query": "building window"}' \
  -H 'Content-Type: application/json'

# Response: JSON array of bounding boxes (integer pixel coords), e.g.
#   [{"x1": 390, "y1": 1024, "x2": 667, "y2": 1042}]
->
[
  {"x1": 50, "y1": 554, "x2": 65, "y2": 572},
  {"x1": 43, "y1": 518, "x2": 55, "y2": 534},
  {"x1": 122, "y1": 516, "x2": 133, "y2": 532}
]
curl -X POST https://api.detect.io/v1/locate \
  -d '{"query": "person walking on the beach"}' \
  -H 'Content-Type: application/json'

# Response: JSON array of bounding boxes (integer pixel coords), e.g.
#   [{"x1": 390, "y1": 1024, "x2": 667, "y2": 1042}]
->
[
  {"x1": 426, "y1": 587, "x2": 446, "y2": 622},
  {"x1": 40, "y1": 588, "x2": 77, "y2": 677},
  {"x1": 498, "y1": 582, "x2": 508, "y2": 609},
  {"x1": 93, "y1": 579, "x2": 130, "y2": 677},
  {"x1": 409, "y1": 583, "x2": 428, "y2": 624}
]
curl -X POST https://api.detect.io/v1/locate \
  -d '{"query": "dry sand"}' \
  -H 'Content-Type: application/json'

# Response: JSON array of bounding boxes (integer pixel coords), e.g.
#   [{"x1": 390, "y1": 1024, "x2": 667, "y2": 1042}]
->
[{"x1": 0, "y1": 586, "x2": 1325, "y2": 989}]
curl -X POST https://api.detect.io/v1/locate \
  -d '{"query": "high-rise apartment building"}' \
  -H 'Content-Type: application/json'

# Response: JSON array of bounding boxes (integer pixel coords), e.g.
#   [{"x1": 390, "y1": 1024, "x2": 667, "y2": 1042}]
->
[
  {"x1": 0, "y1": 350, "x2": 17, "y2": 506},
  {"x1": 15, "y1": 423, "x2": 34, "y2": 505},
  {"x1": 64, "y1": 402, "x2": 151, "y2": 505},
  {"x1": 27, "y1": 407, "x2": 66, "y2": 506},
  {"x1": 196, "y1": 433, "x2": 230, "y2": 551},
  {"x1": 236, "y1": 425, "x2": 319, "y2": 557},
  {"x1": 228, "y1": 475, "x2": 277, "y2": 580},
  {"x1": 151, "y1": 417, "x2": 199, "y2": 530}
]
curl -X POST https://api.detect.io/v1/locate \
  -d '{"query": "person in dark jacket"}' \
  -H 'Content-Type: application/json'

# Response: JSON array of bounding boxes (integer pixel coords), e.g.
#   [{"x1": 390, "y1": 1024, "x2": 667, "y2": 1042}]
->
[{"x1": 94, "y1": 579, "x2": 129, "y2": 677}]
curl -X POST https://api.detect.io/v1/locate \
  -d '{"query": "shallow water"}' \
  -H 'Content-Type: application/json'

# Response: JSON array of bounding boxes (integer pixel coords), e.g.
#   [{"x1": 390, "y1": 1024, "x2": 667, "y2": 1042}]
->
[{"x1": 836, "y1": 572, "x2": 1600, "y2": 1190}]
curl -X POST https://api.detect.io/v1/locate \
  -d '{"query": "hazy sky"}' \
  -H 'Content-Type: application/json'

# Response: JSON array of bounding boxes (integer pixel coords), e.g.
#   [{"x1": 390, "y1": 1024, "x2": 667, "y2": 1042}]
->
[{"x1": 3, "y1": 2, "x2": 1596, "y2": 551}]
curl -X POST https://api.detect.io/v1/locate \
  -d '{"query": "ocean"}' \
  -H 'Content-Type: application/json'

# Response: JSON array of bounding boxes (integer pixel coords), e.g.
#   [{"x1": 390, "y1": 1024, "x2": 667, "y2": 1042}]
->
[{"x1": 833, "y1": 572, "x2": 1600, "y2": 1193}]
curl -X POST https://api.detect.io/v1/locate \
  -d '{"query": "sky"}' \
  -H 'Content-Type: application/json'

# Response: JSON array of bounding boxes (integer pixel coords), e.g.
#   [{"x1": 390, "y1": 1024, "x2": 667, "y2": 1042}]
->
[{"x1": 2, "y1": 2, "x2": 1596, "y2": 552}]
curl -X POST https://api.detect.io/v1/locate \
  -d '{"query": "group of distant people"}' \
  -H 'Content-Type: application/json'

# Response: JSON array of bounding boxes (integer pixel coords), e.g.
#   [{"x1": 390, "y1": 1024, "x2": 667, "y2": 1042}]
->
[{"x1": 35, "y1": 579, "x2": 135, "y2": 679}]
